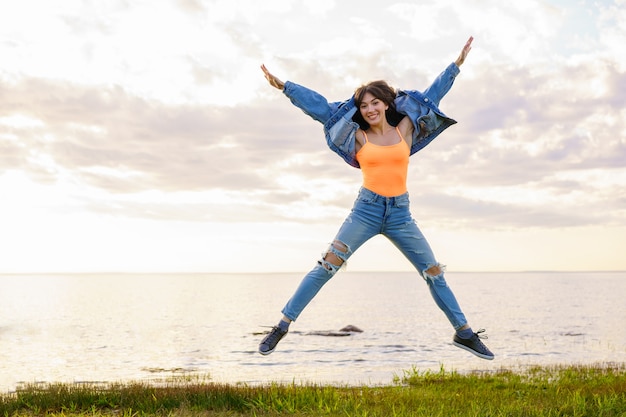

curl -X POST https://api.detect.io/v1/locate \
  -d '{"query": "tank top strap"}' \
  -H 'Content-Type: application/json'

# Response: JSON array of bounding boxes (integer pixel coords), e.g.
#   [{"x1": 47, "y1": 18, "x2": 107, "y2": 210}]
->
[
  {"x1": 395, "y1": 126, "x2": 405, "y2": 142},
  {"x1": 362, "y1": 131, "x2": 369, "y2": 143}
]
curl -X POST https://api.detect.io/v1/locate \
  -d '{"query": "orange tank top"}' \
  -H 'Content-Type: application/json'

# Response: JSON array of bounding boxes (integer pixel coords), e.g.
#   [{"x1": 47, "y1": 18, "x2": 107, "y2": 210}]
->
[{"x1": 355, "y1": 127, "x2": 409, "y2": 197}]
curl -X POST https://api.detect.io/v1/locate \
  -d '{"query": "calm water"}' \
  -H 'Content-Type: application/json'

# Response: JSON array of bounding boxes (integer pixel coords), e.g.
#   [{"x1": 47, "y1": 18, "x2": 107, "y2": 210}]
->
[{"x1": 0, "y1": 271, "x2": 624, "y2": 392}]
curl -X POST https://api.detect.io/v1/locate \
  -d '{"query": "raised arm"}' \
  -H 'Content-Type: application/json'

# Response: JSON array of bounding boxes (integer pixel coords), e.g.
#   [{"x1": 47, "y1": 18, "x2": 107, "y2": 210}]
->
[
  {"x1": 260, "y1": 64, "x2": 341, "y2": 124},
  {"x1": 421, "y1": 36, "x2": 473, "y2": 105}
]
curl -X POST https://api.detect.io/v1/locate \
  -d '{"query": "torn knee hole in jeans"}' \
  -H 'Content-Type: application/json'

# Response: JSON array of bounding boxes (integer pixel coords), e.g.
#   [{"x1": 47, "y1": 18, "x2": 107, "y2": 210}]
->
[
  {"x1": 423, "y1": 263, "x2": 446, "y2": 280},
  {"x1": 319, "y1": 240, "x2": 350, "y2": 272}
]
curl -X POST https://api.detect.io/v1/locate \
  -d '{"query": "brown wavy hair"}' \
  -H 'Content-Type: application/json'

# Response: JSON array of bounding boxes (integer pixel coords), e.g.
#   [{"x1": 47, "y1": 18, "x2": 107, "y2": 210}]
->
[{"x1": 352, "y1": 80, "x2": 402, "y2": 129}]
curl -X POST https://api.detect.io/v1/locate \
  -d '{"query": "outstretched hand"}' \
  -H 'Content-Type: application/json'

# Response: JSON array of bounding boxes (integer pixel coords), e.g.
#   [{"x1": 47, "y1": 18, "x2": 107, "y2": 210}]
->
[
  {"x1": 455, "y1": 36, "x2": 473, "y2": 67},
  {"x1": 261, "y1": 64, "x2": 285, "y2": 90}
]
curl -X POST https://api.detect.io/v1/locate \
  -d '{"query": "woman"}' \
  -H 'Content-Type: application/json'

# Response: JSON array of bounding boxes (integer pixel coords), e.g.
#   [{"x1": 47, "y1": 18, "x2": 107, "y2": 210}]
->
[{"x1": 258, "y1": 37, "x2": 494, "y2": 360}]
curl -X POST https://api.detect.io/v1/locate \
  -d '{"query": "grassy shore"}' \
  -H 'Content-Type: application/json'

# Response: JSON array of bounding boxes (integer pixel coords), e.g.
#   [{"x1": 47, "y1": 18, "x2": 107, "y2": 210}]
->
[{"x1": 1, "y1": 364, "x2": 625, "y2": 416}]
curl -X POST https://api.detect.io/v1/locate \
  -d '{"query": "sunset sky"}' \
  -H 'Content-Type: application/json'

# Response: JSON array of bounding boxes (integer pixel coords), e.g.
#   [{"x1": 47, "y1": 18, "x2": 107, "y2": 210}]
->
[{"x1": 1, "y1": 0, "x2": 624, "y2": 273}]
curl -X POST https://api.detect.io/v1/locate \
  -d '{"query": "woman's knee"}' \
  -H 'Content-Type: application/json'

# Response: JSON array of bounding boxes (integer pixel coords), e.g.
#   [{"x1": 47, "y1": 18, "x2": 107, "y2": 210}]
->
[
  {"x1": 422, "y1": 263, "x2": 446, "y2": 281},
  {"x1": 425, "y1": 264, "x2": 442, "y2": 276},
  {"x1": 319, "y1": 240, "x2": 350, "y2": 272}
]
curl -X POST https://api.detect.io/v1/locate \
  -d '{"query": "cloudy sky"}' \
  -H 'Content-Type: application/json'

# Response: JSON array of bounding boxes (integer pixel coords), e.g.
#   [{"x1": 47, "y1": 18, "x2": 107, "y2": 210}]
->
[{"x1": 0, "y1": 0, "x2": 624, "y2": 273}]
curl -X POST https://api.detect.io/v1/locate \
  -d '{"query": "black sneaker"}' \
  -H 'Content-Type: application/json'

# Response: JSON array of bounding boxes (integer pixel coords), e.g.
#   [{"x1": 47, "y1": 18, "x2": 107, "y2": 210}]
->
[
  {"x1": 453, "y1": 329, "x2": 494, "y2": 360},
  {"x1": 258, "y1": 326, "x2": 288, "y2": 355}
]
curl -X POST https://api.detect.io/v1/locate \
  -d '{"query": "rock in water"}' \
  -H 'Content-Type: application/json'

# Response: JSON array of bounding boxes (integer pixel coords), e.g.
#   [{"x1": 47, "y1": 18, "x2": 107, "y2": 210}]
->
[
  {"x1": 339, "y1": 325, "x2": 363, "y2": 333},
  {"x1": 303, "y1": 325, "x2": 364, "y2": 337}
]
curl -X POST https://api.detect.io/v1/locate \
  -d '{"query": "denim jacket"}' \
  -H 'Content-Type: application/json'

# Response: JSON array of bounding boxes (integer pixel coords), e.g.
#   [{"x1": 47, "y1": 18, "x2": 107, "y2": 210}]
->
[{"x1": 282, "y1": 62, "x2": 460, "y2": 168}]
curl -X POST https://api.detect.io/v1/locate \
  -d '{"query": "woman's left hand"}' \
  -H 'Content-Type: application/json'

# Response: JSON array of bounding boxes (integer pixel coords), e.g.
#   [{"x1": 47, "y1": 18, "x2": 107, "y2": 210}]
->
[{"x1": 455, "y1": 36, "x2": 473, "y2": 67}]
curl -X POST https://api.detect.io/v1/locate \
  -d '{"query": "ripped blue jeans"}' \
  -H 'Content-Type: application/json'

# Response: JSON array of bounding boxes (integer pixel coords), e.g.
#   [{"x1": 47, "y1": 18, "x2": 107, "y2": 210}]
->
[{"x1": 281, "y1": 187, "x2": 468, "y2": 330}]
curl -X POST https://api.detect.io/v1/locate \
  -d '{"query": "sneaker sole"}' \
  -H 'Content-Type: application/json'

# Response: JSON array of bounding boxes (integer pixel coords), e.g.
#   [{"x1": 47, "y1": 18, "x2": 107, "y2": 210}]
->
[
  {"x1": 258, "y1": 347, "x2": 276, "y2": 356},
  {"x1": 453, "y1": 341, "x2": 495, "y2": 360}
]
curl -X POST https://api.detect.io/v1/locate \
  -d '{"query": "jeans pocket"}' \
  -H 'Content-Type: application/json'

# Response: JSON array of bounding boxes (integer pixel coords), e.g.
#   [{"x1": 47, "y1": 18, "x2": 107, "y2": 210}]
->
[
  {"x1": 353, "y1": 197, "x2": 374, "y2": 214},
  {"x1": 395, "y1": 194, "x2": 410, "y2": 208},
  {"x1": 356, "y1": 189, "x2": 377, "y2": 204}
]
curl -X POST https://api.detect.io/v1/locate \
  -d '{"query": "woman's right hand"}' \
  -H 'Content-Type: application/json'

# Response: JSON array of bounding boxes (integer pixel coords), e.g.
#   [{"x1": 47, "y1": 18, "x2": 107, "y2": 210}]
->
[
  {"x1": 261, "y1": 64, "x2": 285, "y2": 90},
  {"x1": 454, "y1": 36, "x2": 473, "y2": 67}
]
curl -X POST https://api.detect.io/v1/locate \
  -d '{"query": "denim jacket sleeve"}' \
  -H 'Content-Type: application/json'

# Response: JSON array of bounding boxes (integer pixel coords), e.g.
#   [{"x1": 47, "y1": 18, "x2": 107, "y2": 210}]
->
[
  {"x1": 282, "y1": 81, "x2": 360, "y2": 168},
  {"x1": 395, "y1": 62, "x2": 459, "y2": 155},
  {"x1": 423, "y1": 62, "x2": 460, "y2": 106},
  {"x1": 283, "y1": 81, "x2": 345, "y2": 124}
]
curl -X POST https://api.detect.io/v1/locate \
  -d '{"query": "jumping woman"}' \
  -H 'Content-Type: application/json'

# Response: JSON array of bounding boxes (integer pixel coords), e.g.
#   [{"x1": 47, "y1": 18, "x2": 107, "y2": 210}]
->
[{"x1": 258, "y1": 37, "x2": 494, "y2": 361}]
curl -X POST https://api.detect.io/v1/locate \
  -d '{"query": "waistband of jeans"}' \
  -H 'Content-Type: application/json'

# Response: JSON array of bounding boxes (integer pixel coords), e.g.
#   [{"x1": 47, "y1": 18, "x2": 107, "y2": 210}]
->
[{"x1": 358, "y1": 187, "x2": 409, "y2": 203}]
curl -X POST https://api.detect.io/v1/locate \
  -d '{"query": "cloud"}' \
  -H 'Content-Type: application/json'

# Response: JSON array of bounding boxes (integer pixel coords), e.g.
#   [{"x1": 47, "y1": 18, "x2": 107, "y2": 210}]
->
[
  {"x1": 0, "y1": 73, "x2": 358, "y2": 224},
  {"x1": 400, "y1": 53, "x2": 626, "y2": 230},
  {"x1": 2, "y1": 27, "x2": 625, "y2": 230}
]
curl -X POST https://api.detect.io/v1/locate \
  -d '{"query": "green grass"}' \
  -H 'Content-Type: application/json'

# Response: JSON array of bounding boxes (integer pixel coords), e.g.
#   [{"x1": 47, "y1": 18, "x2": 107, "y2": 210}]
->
[{"x1": 1, "y1": 364, "x2": 625, "y2": 416}]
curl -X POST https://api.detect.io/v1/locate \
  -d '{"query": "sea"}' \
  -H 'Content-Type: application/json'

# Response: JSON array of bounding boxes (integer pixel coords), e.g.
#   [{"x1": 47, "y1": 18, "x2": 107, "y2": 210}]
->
[{"x1": 0, "y1": 271, "x2": 624, "y2": 392}]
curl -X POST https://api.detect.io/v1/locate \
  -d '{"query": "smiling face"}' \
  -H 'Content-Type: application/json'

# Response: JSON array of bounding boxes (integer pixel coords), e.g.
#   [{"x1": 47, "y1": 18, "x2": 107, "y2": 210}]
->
[
  {"x1": 359, "y1": 92, "x2": 389, "y2": 127},
  {"x1": 353, "y1": 80, "x2": 397, "y2": 130}
]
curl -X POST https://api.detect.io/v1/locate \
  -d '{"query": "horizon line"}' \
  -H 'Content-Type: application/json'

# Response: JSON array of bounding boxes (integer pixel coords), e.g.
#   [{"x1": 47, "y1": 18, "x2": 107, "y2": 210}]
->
[{"x1": 1, "y1": 269, "x2": 625, "y2": 275}]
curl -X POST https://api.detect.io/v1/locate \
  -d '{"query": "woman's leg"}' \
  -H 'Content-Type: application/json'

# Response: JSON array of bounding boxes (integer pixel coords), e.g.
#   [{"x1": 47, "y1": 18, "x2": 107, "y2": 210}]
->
[
  {"x1": 259, "y1": 188, "x2": 385, "y2": 355},
  {"x1": 281, "y1": 189, "x2": 385, "y2": 321},
  {"x1": 383, "y1": 194, "x2": 468, "y2": 329},
  {"x1": 280, "y1": 242, "x2": 350, "y2": 322},
  {"x1": 389, "y1": 213, "x2": 495, "y2": 359}
]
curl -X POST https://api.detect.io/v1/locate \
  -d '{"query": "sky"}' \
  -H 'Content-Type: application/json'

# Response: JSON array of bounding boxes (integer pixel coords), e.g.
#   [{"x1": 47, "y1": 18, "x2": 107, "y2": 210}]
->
[{"x1": 0, "y1": 0, "x2": 624, "y2": 273}]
